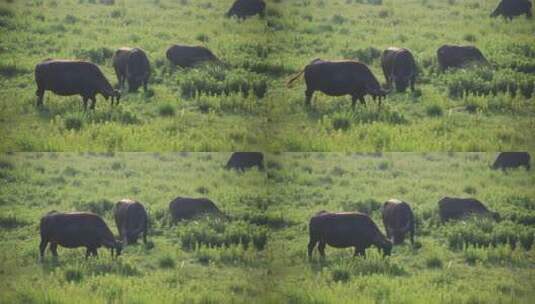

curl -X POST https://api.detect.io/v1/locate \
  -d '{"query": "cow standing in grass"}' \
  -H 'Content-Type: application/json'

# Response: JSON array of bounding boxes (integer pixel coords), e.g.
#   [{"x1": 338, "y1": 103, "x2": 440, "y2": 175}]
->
[
  {"x1": 438, "y1": 197, "x2": 500, "y2": 222},
  {"x1": 166, "y1": 45, "x2": 220, "y2": 68},
  {"x1": 308, "y1": 211, "x2": 392, "y2": 258},
  {"x1": 436, "y1": 45, "x2": 488, "y2": 70},
  {"x1": 112, "y1": 47, "x2": 151, "y2": 92},
  {"x1": 382, "y1": 199, "x2": 415, "y2": 245},
  {"x1": 491, "y1": 0, "x2": 532, "y2": 19},
  {"x1": 492, "y1": 152, "x2": 531, "y2": 170},
  {"x1": 381, "y1": 47, "x2": 417, "y2": 92},
  {"x1": 225, "y1": 152, "x2": 264, "y2": 170},
  {"x1": 114, "y1": 199, "x2": 149, "y2": 245},
  {"x1": 39, "y1": 211, "x2": 122, "y2": 259},
  {"x1": 169, "y1": 197, "x2": 221, "y2": 222},
  {"x1": 226, "y1": 0, "x2": 266, "y2": 19},
  {"x1": 287, "y1": 59, "x2": 389, "y2": 108},
  {"x1": 34, "y1": 59, "x2": 120, "y2": 110}
]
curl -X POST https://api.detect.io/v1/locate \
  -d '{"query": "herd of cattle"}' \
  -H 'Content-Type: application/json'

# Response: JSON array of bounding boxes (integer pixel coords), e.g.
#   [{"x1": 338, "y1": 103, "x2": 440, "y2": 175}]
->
[
  {"x1": 38, "y1": 151, "x2": 530, "y2": 260},
  {"x1": 33, "y1": 0, "x2": 532, "y2": 110}
]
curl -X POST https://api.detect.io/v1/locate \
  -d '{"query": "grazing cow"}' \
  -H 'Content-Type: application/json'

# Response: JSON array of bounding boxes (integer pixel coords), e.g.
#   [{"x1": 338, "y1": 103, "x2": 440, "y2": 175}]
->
[
  {"x1": 39, "y1": 211, "x2": 122, "y2": 259},
  {"x1": 287, "y1": 59, "x2": 389, "y2": 108},
  {"x1": 381, "y1": 47, "x2": 417, "y2": 92},
  {"x1": 225, "y1": 152, "x2": 264, "y2": 171},
  {"x1": 114, "y1": 199, "x2": 148, "y2": 245},
  {"x1": 491, "y1": 0, "x2": 532, "y2": 19},
  {"x1": 308, "y1": 211, "x2": 392, "y2": 258},
  {"x1": 438, "y1": 197, "x2": 500, "y2": 222},
  {"x1": 112, "y1": 47, "x2": 151, "y2": 92},
  {"x1": 100, "y1": 0, "x2": 114, "y2": 4},
  {"x1": 226, "y1": 0, "x2": 266, "y2": 19},
  {"x1": 382, "y1": 199, "x2": 415, "y2": 245},
  {"x1": 437, "y1": 45, "x2": 488, "y2": 70},
  {"x1": 35, "y1": 59, "x2": 120, "y2": 110},
  {"x1": 492, "y1": 152, "x2": 531, "y2": 170},
  {"x1": 169, "y1": 197, "x2": 221, "y2": 222},
  {"x1": 166, "y1": 45, "x2": 220, "y2": 68}
]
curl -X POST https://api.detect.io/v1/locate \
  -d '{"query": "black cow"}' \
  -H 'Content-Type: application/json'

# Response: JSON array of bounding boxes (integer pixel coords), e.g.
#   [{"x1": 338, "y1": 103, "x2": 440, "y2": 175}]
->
[
  {"x1": 308, "y1": 211, "x2": 392, "y2": 258},
  {"x1": 437, "y1": 45, "x2": 488, "y2": 70},
  {"x1": 35, "y1": 59, "x2": 120, "y2": 110},
  {"x1": 39, "y1": 211, "x2": 122, "y2": 259},
  {"x1": 169, "y1": 197, "x2": 221, "y2": 222},
  {"x1": 287, "y1": 59, "x2": 389, "y2": 108},
  {"x1": 382, "y1": 199, "x2": 415, "y2": 245},
  {"x1": 381, "y1": 47, "x2": 417, "y2": 92},
  {"x1": 114, "y1": 199, "x2": 149, "y2": 245},
  {"x1": 492, "y1": 152, "x2": 531, "y2": 170},
  {"x1": 112, "y1": 47, "x2": 151, "y2": 92},
  {"x1": 491, "y1": 0, "x2": 532, "y2": 19},
  {"x1": 226, "y1": 0, "x2": 266, "y2": 19},
  {"x1": 225, "y1": 152, "x2": 264, "y2": 171},
  {"x1": 438, "y1": 197, "x2": 500, "y2": 222},
  {"x1": 166, "y1": 45, "x2": 220, "y2": 68}
]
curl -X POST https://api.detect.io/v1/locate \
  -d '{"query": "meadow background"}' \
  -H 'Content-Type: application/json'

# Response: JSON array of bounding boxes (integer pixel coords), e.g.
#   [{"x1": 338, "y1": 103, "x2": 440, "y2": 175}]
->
[
  {"x1": 0, "y1": 0, "x2": 534, "y2": 151},
  {"x1": 1, "y1": 152, "x2": 534, "y2": 303}
]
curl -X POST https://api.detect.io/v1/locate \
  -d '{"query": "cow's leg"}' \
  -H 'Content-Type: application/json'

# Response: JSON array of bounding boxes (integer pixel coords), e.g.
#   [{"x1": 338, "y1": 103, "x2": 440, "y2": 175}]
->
[
  {"x1": 82, "y1": 96, "x2": 89, "y2": 111},
  {"x1": 385, "y1": 227, "x2": 391, "y2": 240},
  {"x1": 50, "y1": 243, "x2": 58, "y2": 257},
  {"x1": 85, "y1": 248, "x2": 91, "y2": 259},
  {"x1": 355, "y1": 247, "x2": 365, "y2": 257},
  {"x1": 143, "y1": 81, "x2": 148, "y2": 92},
  {"x1": 143, "y1": 228, "x2": 148, "y2": 244},
  {"x1": 39, "y1": 239, "x2": 48, "y2": 259},
  {"x1": 36, "y1": 88, "x2": 45, "y2": 107},
  {"x1": 305, "y1": 89, "x2": 313, "y2": 107},
  {"x1": 410, "y1": 75, "x2": 416, "y2": 92},
  {"x1": 351, "y1": 95, "x2": 358, "y2": 108},
  {"x1": 92, "y1": 248, "x2": 98, "y2": 257},
  {"x1": 90, "y1": 96, "x2": 97, "y2": 110},
  {"x1": 359, "y1": 96, "x2": 366, "y2": 106},
  {"x1": 410, "y1": 223, "x2": 415, "y2": 245},
  {"x1": 307, "y1": 239, "x2": 317, "y2": 258},
  {"x1": 318, "y1": 241, "x2": 326, "y2": 258}
]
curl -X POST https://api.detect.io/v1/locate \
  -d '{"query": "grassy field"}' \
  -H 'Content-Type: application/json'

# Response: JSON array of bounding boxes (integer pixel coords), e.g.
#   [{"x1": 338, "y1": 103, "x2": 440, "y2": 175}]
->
[
  {"x1": 1, "y1": 152, "x2": 534, "y2": 303},
  {"x1": 0, "y1": 0, "x2": 534, "y2": 151}
]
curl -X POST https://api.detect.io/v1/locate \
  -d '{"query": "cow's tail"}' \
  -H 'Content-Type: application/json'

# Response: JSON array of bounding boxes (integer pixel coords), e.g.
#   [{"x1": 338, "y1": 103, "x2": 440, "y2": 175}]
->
[{"x1": 286, "y1": 69, "x2": 305, "y2": 88}]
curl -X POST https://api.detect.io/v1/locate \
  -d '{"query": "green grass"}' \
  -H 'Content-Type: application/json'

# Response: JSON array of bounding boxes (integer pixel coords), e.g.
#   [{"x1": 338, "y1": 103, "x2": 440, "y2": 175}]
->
[
  {"x1": 1, "y1": 152, "x2": 534, "y2": 303},
  {"x1": 0, "y1": 0, "x2": 534, "y2": 151}
]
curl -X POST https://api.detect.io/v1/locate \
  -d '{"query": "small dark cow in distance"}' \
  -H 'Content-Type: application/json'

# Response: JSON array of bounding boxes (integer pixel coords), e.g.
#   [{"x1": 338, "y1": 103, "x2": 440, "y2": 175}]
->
[
  {"x1": 226, "y1": 0, "x2": 266, "y2": 19},
  {"x1": 437, "y1": 45, "x2": 488, "y2": 70},
  {"x1": 35, "y1": 59, "x2": 120, "y2": 110},
  {"x1": 114, "y1": 199, "x2": 148, "y2": 245},
  {"x1": 169, "y1": 197, "x2": 221, "y2": 222},
  {"x1": 382, "y1": 199, "x2": 415, "y2": 245},
  {"x1": 308, "y1": 211, "x2": 392, "y2": 258},
  {"x1": 438, "y1": 197, "x2": 500, "y2": 223},
  {"x1": 112, "y1": 47, "x2": 151, "y2": 92},
  {"x1": 381, "y1": 47, "x2": 417, "y2": 93},
  {"x1": 287, "y1": 59, "x2": 390, "y2": 108},
  {"x1": 39, "y1": 211, "x2": 122, "y2": 260},
  {"x1": 166, "y1": 45, "x2": 220, "y2": 68},
  {"x1": 225, "y1": 152, "x2": 264, "y2": 171},
  {"x1": 492, "y1": 152, "x2": 531, "y2": 170},
  {"x1": 491, "y1": 0, "x2": 532, "y2": 19}
]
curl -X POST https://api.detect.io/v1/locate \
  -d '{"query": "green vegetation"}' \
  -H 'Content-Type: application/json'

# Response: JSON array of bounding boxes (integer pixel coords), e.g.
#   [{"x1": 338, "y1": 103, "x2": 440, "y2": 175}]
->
[
  {"x1": 0, "y1": 0, "x2": 534, "y2": 151},
  {"x1": 1, "y1": 152, "x2": 534, "y2": 303}
]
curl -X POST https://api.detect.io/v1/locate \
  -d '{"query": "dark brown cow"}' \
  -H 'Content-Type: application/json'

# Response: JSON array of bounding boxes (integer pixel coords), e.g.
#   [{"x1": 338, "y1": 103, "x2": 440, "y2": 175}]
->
[
  {"x1": 114, "y1": 199, "x2": 148, "y2": 245},
  {"x1": 492, "y1": 152, "x2": 531, "y2": 170},
  {"x1": 169, "y1": 197, "x2": 221, "y2": 222},
  {"x1": 308, "y1": 211, "x2": 392, "y2": 258},
  {"x1": 39, "y1": 211, "x2": 122, "y2": 259},
  {"x1": 287, "y1": 59, "x2": 389, "y2": 108},
  {"x1": 112, "y1": 47, "x2": 151, "y2": 92},
  {"x1": 166, "y1": 45, "x2": 220, "y2": 68},
  {"x1": 437, "y1": 45, "x2": 488, "y2": 70},
  {"x1": 35, "y1": 59, "x2": 120, "y2": 110},
  {"x1": 381, "y1": 47, "x2": 417, "y2": 92},
  {"x1": 382, "y1": 199, "x2": 415, "y2": 245},
  {"x1": 438, "y1": 197, "x2": 500, "y2": 222},
  {"x1": 491, "y1": 0, "x2": 532, "y2": 19},
  {"x1": 226, "y1": 0, "x2": 266, "y2": 19},
  {"x1": 225, "y1": 152, "x2": 264, "y2": 171}
]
